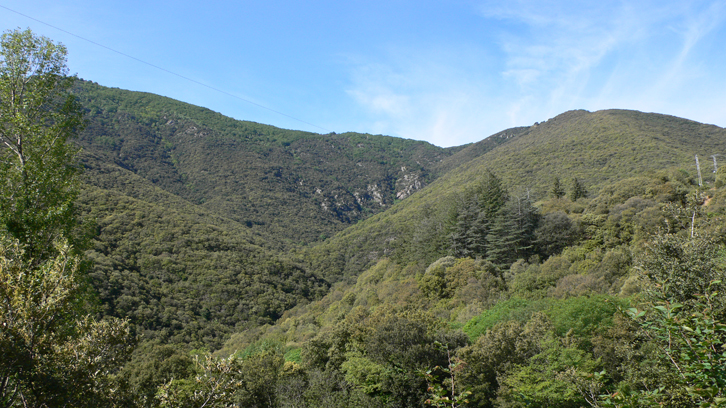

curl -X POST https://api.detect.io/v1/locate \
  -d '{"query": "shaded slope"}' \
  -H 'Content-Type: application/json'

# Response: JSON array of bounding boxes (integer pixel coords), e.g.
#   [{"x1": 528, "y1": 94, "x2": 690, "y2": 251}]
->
[
  {"x1": 73, "y1": 80, "x2": 455, "y2": 245},
  {"x1": 79, "y1": 158, "x2": 329, "y2": 349}
]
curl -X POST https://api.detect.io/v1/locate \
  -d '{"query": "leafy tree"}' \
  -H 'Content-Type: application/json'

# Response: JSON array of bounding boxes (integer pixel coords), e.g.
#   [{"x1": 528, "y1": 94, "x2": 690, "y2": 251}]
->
[
  {"x1": 637, "y1": 234, "x2": 725, "y2": 309},
  {"x1": 0, "y1": 29, "x2": 133, "y2": 407},
  {"x1": 535, "y1": 211, "x2": 580, "y2": 257},
  {"x1": 0, "y1": 236, "x2": 135, "y2": 407},
  {"x1": 458, "y1": 313, "x2": 552, "y2": 407},
  {"x1": 117, "y1": 342, "x2": 195, "y2": 407},
  {"x1": 0, "y1": 28, "x2": 84, "y2": 262},
  {"x1": 596, "y1": 234, "x2": 726, "y2": 407},
  {"x1": 420, "y1": 342, "x2": 471, "y2": 408}
]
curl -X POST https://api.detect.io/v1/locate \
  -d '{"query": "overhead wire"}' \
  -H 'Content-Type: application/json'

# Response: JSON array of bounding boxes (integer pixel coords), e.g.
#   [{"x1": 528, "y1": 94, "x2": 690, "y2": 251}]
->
[{"x1": 0, "y1": 4, "x2": 331, "y2": 133}]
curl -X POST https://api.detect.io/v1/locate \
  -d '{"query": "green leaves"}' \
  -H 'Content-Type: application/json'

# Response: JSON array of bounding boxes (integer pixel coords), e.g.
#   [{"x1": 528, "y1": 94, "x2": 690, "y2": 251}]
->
[
  {"x1": 0, "y1": 28, "x2": 84, "y2": 262},
  {"x1": 0, "y1": 29, "x2": 134, "y2": 408}
]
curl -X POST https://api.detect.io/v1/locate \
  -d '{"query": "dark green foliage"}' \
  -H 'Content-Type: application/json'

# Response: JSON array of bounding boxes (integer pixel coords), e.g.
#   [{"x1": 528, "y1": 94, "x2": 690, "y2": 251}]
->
[
  {"x1": 569, "y1": 177, "x2": 587, "y2": 201},
  {"x1": 486, "y1": 195, "x2": 539, "y2": 267},
  {"x1": 73, "y1": 80, "x2": 454, "y2": 247},
  {"x1": 118, "y1": 342, "x2": 195, "y2": 407},
  {"x1": 550, "y1": 176, "x2": 565, "y2": 199},
  {"x1": 535, "y1": 211, "x2": 581, "y2": 257},
  {"x1": 448, "y1": 199, "x2": 489, "y2": 258},
  {"x1": 81, "y1": 183, "x2": 329, "y2": 348},
  {"x1": 449, "y1": 171, "x2": 514, "y2": 260}
]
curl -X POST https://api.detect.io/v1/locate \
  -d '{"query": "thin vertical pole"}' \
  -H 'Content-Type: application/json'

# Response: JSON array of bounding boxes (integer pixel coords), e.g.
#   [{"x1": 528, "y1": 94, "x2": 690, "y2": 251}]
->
[{"x1": 696, "y1": 155, "x2": 703, "y2": 187}]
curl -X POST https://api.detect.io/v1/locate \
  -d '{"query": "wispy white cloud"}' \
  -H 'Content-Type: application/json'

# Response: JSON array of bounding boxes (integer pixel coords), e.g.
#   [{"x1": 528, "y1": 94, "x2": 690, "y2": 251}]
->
[
  {"x1": 343, "y1": 0, "x2": 726, "y2": 146},
  {"x1": 343, "y1": 46, "x2": 504, "y2": 147}
]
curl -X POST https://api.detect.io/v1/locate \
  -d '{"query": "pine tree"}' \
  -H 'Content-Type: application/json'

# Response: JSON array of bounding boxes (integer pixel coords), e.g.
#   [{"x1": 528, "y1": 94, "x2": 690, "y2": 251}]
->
[
  {"x1": 449, "y1": 193, "x2": 488, "y2": 258},
  {"x1": 448, "y1": 171, "x2": 508, "y2": 259},
  {"x1": 477, "y1": 170, "x2": 508, "y2": 217},
  {"x1": 487, "y1": 196, "x2": 539, "y2": 268},
  {"x1": 568, "y1": 177, "x2": 587, "y2": 201},
  {"x1": 549, "y1": 176, "x2": 565, "y2": 199}
]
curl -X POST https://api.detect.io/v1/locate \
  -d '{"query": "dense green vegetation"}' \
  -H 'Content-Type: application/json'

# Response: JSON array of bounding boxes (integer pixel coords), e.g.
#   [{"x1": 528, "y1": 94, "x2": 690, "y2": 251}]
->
[
  {"x1": 3, "y1": 28, "x2": 726, "y2": 408},
  {"x1": 73, "y1": 80, "x2": 459, "y2": 246},
  {"x1": 0, "y1": 29, "x2": 134, "y2": 407}
]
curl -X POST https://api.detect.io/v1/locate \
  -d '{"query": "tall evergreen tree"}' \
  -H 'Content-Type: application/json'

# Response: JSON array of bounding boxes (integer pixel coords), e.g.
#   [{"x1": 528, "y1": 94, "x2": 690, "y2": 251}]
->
[
  {"x1": 568, "y1": 177, "x2": 587, "y2": 201},
  {"x1": 449, "y1": 192, "x2": 488, "y2": 258},
  {"x1": 487, "y1": 195, "x2": 539, "y2": 268},
  {"x1": 476, "y1": 170, "x2": 508, "y2": 218},
  {"x1": 549, "y1": 176, "x2": 565, "y2": 199},
  {"x1": 449, "y1": 171, "x2": 508, "y2": 259}
]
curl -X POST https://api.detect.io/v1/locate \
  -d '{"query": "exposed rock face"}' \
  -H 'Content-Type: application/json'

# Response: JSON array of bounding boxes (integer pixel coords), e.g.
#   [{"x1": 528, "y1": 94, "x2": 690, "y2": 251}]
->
[{"x1": 396, "y1": 173, "x2": 423, "y2": 200}]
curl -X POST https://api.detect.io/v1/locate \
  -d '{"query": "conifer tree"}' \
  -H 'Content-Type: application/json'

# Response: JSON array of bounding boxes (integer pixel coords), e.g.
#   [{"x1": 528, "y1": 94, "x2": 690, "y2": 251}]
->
[
  {"x1": 568, "y1": 177, "x2": 587, "y2": 201},
  {"x1": 549, "y1": 176, "x2": 565, "y2": 199},
  {"x1": 487, "y1": 195, "x2": 539, "y2": 268},
  {"x1": 449, "y1": 171, "x2": 508, "y2": 259},
  {"x1": 476, "y1": 170, "x2": 508, "y2": 217}
]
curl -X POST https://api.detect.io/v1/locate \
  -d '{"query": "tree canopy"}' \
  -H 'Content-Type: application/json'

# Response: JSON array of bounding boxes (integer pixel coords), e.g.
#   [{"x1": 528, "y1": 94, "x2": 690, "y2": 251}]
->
[
  {"x1": 0, "y1": 28, "x2": 84, "y2": 261},
  {"x1": 0, "y1": 28, "x2": 133, "y2": 408}
]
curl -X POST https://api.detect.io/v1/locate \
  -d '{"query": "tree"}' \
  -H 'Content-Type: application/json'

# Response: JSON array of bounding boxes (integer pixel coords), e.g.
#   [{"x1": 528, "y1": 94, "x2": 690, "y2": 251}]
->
[
  {"x1": 448, "y1": 171, "x2": 508, "y2": 259},
  {"x1": 569, "y1": 178, "x2": 587, "y2": 201},
  {"x1": 487, "y1": 196, "x2": 539, "y2": 268},
  {"x1": 595, "y1": 234, "x2": 726, "y2": 407},
  {"x1": 0, "y1": 28, "x2": 84, "y2": 262},
  {"x1": 0, "y1": 29, "x2": 133, "y2": 407},
  {"x1": 0, "y1": 236, "x2": 135, "y2": 408},
  {"x1": 550, "y1": 177, "x2": 565, "y2": 199},
  {"x1": 535, "y1": 211, "x2": 580, "y2": 257}
]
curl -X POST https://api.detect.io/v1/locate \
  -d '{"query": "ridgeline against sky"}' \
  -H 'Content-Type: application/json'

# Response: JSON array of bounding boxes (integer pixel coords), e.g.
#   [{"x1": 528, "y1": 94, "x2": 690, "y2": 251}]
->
[{"x1": 2, "y1": 0, "x2": 725, "y2": 147}]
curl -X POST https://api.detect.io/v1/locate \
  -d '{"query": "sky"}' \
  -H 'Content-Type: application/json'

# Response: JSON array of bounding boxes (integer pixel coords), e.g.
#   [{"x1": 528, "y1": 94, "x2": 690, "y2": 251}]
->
[{"x1": 1, "y1": 1, "x2": 725, "y2": 147}]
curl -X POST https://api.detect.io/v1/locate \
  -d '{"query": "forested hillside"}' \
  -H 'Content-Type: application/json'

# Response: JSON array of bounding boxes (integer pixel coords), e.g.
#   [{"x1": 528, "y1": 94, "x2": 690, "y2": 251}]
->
[
  {"x1": 73, "y1": 80, "x2": 466, "y2": 246},
  {"x1": 2, "y1": 29, "x2": 726, "y2": 408},
  {"x1": 67, "y1": 80, "x2": 490, "y2": 352},
  {"x1": 301, "y1": 109, "x2": 726, "y2": 281}
]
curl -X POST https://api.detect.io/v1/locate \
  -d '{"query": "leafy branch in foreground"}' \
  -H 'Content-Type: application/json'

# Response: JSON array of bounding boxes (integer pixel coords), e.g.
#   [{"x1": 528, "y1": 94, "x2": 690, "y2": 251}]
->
[
  {"x1": 597, "y1": 232, "x2": 726, "y2": 408},
  {"x1": 421, "y1": 342, "x2": 471, "y2": 408}
]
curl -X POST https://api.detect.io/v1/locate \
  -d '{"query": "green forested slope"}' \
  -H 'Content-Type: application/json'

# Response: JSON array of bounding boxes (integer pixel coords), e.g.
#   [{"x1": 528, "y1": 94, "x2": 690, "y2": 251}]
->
[
  {"x1": 475, "y1": 109, "x2": 724, "y2": 192},
  {"x1": 302, "y1": 109, "x2": 726, "y2": 281},
  {"x1": 78, "y1": 160, "x2": 329, "y2": 349},
  {"x1": 61, "y1": 81, "x2": 726, "y2": 405},
  {"x1": 73, "y1": 80, "x2": 455, "y2": 245},
  {"x1": 7, "y1": 29, "x2": 726, "y2": 408},
  {"x1": 218, "y1": 128, "x2": 726, "y2": 408},
  {"x1": 70, "y1": 80, "x2": 485, "y2": 350}
]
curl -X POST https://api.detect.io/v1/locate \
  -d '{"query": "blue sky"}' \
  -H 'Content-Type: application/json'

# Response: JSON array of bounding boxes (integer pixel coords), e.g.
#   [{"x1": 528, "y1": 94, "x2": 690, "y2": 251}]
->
[{"x1": 2, "y1": 1, "x2": 725, "y2": 147}]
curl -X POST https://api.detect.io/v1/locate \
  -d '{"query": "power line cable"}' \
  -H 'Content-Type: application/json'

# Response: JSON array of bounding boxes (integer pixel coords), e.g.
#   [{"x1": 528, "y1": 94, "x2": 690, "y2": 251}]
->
[{"x1": 0, "y1": 4, "x2": 331, "y2": 133}]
